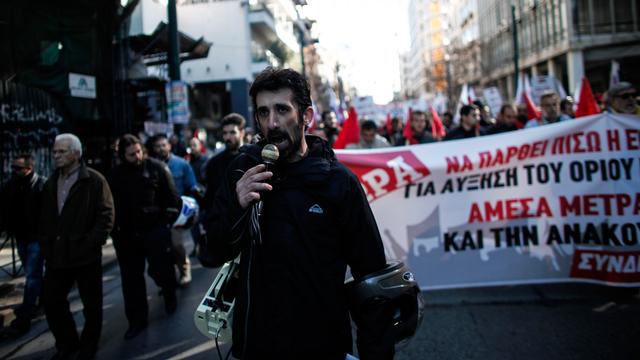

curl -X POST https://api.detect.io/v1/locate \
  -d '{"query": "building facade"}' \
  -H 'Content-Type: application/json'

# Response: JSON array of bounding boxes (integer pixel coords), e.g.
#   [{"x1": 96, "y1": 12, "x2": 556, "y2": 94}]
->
[
  {"x1": 446, "y1": 0, "x2": 482, "y2": 103},
  {"x1": 403, "y1": 0, "x2": 449, "y2": 99},
  {"x1": 131, "y1": 0, "x2": 307, "y2": 130},
  {"x1": 1, "y1": 1, "x2": 123, "y2": 178},
  {"x1": 476, "y1": 0, "x2": 640, "y2": 100}
]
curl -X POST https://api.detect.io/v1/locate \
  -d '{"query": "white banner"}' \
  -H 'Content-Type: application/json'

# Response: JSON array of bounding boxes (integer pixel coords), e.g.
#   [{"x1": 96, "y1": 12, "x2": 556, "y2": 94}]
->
[
  {"x1": 336, "y1": 114, "x2": 640, "y2": 290},
  {"x1": 530, "y1": 75, "x2": 567, "y2": 104},
  {"x1": 482, "y1": 86, "x2": 503, "y2": 118}
]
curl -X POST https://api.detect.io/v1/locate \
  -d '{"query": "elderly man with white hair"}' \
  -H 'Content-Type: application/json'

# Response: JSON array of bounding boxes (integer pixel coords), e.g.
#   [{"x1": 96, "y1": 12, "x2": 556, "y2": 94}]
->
[{"x1": 39, "y1": 133, "x2": 114, "y2": 360}]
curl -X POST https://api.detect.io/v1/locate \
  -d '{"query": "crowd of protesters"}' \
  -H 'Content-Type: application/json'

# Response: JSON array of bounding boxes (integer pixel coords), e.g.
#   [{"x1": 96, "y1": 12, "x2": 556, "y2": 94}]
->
[
  {"x1": 312, "y1": 81, "x2": 639, "y2": 150},
  {"x1": 0, "y1": 74, "x2": 636, "y2": 359}
]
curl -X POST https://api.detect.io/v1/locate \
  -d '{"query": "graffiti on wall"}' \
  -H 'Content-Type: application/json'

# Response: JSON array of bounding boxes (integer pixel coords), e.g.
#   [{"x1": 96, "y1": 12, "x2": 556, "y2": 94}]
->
[{"x1": 1, "y1": 81, "x2": 66, "y2": 179}]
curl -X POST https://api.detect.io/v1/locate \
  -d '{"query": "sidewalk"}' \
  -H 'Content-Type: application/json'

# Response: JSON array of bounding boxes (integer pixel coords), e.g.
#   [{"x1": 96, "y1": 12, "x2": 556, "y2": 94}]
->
[{"x1": 0, "y1": 236, "x2": 119, "y2": 359}]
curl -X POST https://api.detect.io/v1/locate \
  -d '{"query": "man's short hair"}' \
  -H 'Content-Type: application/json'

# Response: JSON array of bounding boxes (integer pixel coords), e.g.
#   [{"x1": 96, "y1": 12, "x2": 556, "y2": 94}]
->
[
  {"x1": 411, "y1": 110, "x2": 426, "y2": 119},
  {"x1": 249, "y1": 67, "x2": 312, "y2": 123},
  {"x1": 321, "y1": 110, "x2": 334, "y2": 122},
  {"x1": 473, "y1": 100, "x2": 485, "y2": 108},
  {"x1": 499, "y1": 104, "x2": 516, "y2": 114},
  {"x1": 540, "y1": 91, "x2": 559, "y2": 104},
  {"x1": 560, "y1": 98, "x2": 573, "y2": 110},
  {"x1": 148, "y1": 133, "x2": 168, "y2": 145},
  {"x1": 13, "y1": 152, "x2": 35, "y2": 168},
  {"x1": 221, "y1": 113, "x2": 246, "y2": 129},
  {"x1": 118, "y1": 134, "x2": 142, "y2": 161},
  {"x1": 361, "y1": 120, "x2": 377, "y2": 132},
  {"x1": 460, "y1": 104, "x2": 478, "y2": 117},
  {"x1": 55, "y1": 133, "x2": 83, "y2": 157}
]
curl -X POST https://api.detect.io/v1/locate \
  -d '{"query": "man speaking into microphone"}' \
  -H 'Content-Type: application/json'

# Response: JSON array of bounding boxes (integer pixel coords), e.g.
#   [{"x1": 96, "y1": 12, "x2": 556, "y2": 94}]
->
[{"x1": 203, "y1": 67, "x2": 391, "y2": 360}]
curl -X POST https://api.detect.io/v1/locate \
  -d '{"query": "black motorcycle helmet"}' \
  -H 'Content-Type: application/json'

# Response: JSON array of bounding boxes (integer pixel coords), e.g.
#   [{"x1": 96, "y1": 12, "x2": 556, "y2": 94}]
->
[{"x1": 345, "y1": 261, "x2": 424, "y2": 349}]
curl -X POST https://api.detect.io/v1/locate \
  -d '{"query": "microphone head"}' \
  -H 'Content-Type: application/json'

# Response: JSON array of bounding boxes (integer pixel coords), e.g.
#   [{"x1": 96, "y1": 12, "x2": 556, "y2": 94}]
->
[{"x1": 261, "y1": 143, "x2": 280, "y2": 164}]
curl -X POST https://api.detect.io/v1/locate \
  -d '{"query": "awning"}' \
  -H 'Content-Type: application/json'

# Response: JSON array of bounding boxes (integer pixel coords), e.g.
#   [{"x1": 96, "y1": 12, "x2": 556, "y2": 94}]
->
[{"x1": 127, "y1": 22, "x2": 211, "y2": 66}]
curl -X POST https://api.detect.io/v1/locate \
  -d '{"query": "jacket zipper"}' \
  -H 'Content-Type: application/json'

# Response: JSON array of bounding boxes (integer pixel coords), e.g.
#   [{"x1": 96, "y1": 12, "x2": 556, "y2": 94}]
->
[{"x1": 242, "y1": 234, "x2": 254, "y2": 358}]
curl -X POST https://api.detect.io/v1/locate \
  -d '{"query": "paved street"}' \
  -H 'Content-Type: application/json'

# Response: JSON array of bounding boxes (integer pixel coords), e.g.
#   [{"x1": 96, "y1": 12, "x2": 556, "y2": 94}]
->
[
  {"x1": 1, "y1": 241, "x2": 230, "y2": 360},
  {"x1": 1, "y1": 243, "x2": 639, "y2": 359},
  {"x1": 399, "y1": 285, "x2": 640, "y2": 360}
]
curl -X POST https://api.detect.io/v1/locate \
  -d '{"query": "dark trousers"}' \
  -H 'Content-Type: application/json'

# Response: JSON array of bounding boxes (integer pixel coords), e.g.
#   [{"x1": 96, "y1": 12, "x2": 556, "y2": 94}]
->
[
  {"x1": 43, "y1": 260, "x2": 103, "y2": 353},
  {"x1": 113, "y1": 226, "x2": 176, "y2": 326},
  {"x1": 16, "y1": 238, "x2": 44, "y2": 317}
]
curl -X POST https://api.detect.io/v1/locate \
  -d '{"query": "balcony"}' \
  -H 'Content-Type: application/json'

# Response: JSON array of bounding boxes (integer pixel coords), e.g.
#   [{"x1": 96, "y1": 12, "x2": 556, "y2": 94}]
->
[
  {"x1": 251, "y1": 43, "x2": 281, "y2": 75},
  {"x1": 249, "y1": 2, "x2": 277, "y2": 41}
]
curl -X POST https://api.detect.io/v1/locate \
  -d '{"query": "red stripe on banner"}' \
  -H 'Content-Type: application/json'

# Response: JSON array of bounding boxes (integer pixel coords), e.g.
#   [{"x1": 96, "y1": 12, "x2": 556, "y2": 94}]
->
[
  {"x1": 337, "y1": 150, "x2": 430, "y2": 202},
  {"x1": 570, "y1": 249, "x2": 640, "y2": 283}
]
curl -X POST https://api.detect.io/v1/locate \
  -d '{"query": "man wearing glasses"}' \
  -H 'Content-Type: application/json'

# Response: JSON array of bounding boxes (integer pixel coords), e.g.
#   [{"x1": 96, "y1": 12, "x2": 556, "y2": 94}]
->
[
  {"x1": 607, "y1": 82, "x2": 640, "y2": 116},
  {"x1": 0, "y1": 153, "x2": 46, "y2": 338},
  {"x1": 39, "y1": 134, "x2": 114, "y2": 360}
]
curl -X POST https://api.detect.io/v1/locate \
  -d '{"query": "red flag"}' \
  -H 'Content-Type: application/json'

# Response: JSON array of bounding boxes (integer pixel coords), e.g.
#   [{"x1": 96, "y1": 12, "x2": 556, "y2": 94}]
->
[
  {"x1": 385, "y1": 112, "x2": 392, "y2": 135},
  {"x1": 575, "y1": 77, "x2": 601, "y2": 117},
  {"x1": 333, "y1": 107, "x2": 360, "y2": 149},
  {"x1": 403, "y1": 108, "x2": 416, "y2": 145},
  {"x1": 523, "y1": 91, "x2": 541, "y2": 121},
  {"x1": 430, "y1": 106, "x2": 446, "y2": 139}
]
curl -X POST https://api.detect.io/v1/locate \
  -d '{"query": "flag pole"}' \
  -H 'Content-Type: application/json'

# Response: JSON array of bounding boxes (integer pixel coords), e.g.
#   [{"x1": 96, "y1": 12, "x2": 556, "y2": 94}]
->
[{"x1": 511, "y1": 5, "x2": 519, "y2": 94}]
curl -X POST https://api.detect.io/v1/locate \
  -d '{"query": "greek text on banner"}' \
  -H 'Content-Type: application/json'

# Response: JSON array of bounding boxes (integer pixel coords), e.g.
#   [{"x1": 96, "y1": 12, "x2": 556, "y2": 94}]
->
[{"x1": 336, "y1": 113, "x2": 640, "y2": 290}]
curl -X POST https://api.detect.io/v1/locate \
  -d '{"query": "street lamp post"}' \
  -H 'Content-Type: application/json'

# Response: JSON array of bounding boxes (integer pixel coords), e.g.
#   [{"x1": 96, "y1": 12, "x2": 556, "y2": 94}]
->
[
  {"x1": 293, "y1": 3, "x2": 307, "y2": 78},
  {"x1": 168, "y1": 0, "x2": 180, "y2": 81}
]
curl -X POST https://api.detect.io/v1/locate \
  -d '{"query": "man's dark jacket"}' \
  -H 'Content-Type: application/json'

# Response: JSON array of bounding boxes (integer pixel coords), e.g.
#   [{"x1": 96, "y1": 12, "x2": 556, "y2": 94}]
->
[
  {"x1": 39, "y1": 164, "x2": 114, "y2": 269},
  {"x1": 393, "y1": 130, "x2": 435, "y2": 146},
  {"x1": 109, "y1": 158, "x2": 180, "y2": 233},
  {"x1": 444, "y1": 125, "x2": 478, "y2": 141},
  {"x1": 204, "y1": 136, "x2": 388, "y2": 360},
  {"x1": 1, "y1": 171, "x2": 46, "y2": 242},
  {"x1": 483, "y1": 122, "x2": 518, "y2": 135},
  {"x1": 202, "y1": 148, "x2": 240, "y2": 210}
]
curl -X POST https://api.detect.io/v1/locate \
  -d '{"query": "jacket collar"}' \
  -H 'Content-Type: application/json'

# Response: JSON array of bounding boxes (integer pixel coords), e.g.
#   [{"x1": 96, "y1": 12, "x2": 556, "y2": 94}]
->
[{"x1": 53, "y1": 162, "x2": 90, "y2": 182}]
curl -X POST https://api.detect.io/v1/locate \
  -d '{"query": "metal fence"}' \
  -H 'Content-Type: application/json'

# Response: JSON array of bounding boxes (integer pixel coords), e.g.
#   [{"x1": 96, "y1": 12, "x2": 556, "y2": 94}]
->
[
  {"x1": 1, "y1": 81, "x2": 67, "y2": 278},
  {"x1": 0, "y1": 80, "x2": 68, "y2": 182}
]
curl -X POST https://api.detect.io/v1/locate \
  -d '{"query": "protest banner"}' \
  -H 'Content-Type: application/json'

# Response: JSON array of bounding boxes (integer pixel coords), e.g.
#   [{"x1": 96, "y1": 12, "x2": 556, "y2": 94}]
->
[
  {"x1": 336, "y1": 114, "x2": 640, "y2": 290},
  {"x1": 482, "y1": 86, "x2": 503, "y2": 117},
  {"x1": 530, "y1": 75, "x2": 567, "y2": 104}
]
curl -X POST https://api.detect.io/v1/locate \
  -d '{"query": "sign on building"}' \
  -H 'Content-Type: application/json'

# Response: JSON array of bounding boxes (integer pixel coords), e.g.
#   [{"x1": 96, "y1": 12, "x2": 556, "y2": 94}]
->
[
  {"x1": 69, "y1": 73, "x2": 96, "y2": 99},
  {"x1": 166, "y1": 80, "x2": 190, "y2": 125}
]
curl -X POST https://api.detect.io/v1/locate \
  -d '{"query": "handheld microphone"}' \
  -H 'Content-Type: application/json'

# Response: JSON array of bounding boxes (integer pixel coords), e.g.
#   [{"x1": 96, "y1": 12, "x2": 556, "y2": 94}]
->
[
  {"x1": 261, "y1": 143, "x2": 279, "y2": 170},
  {"x1": 257, "y1": 144, "x2": 279, "y2": 217}
]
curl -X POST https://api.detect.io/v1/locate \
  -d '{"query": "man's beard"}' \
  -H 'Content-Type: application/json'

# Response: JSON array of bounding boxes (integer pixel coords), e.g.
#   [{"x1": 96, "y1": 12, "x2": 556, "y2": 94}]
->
[
  {"x1": 267, "y1": 128, "x2": 302, "y2": 162},
  {"x1": 225, "y1": 140, "x2": 239, "y2": 151},
  {"x1": 124, "y1": 158, "x2": 143, "y2": 168}
]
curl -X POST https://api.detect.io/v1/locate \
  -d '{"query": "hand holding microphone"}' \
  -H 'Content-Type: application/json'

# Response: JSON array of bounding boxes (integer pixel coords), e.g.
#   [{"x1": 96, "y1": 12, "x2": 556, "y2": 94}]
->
[{"x1": 235, "y1": 144, "x2": 279, "y2": 209}]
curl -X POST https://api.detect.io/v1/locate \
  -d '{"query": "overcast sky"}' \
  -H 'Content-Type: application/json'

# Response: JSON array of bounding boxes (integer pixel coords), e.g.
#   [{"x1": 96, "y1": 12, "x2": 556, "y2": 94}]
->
[{"x1": 304, "y1": 0, "x2": 410, "y2": 105}]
